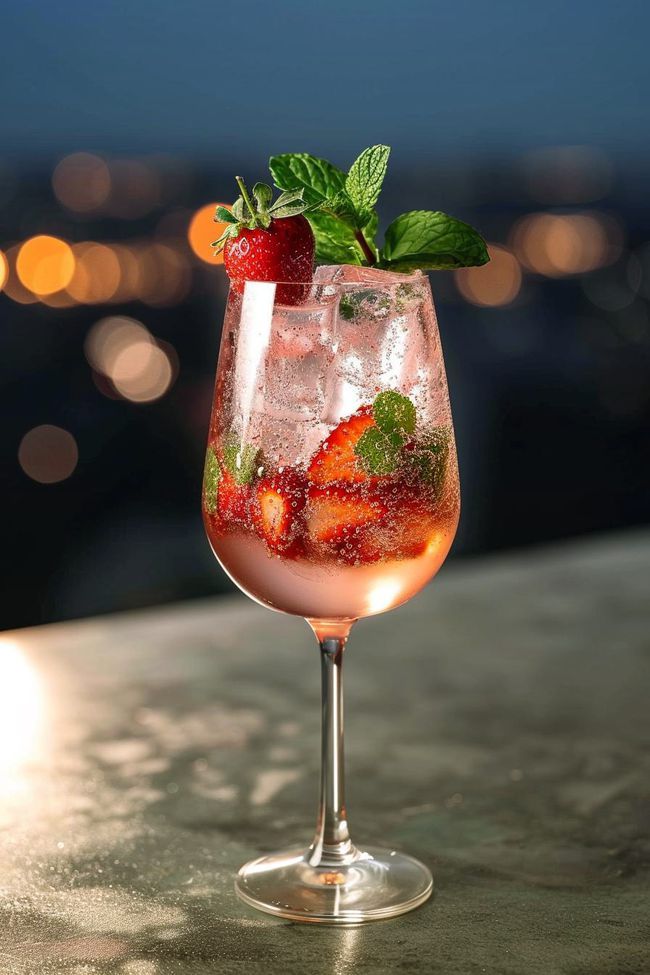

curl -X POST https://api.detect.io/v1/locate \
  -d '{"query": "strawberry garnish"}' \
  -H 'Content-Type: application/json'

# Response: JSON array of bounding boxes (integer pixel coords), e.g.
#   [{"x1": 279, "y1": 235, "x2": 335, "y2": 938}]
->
[
  {"x1": 307, "y1": 407, "x2": 376, "y2": 485},
  {"x1": 251, "y1": 468, "x2": 307, "y2": 556},
  {"x1": 213, "y1": 178, "x2": 314, "y2": 305},
  {"x1": 306, "y1": 484, "x2": 386, "y2": 546}
]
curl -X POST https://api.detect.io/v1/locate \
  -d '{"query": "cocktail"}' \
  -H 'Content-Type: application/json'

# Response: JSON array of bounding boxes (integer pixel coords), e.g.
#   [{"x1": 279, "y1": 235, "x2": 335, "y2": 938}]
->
[{"x1": 202, "y1": 146, "x2": 487, "y2": 922}]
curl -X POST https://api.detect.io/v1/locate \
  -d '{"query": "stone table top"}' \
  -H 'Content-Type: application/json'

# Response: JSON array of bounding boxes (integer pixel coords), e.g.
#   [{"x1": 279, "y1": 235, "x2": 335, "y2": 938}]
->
[{"x1": 1, "y1": 531, "x2": 649, "y2": 974}]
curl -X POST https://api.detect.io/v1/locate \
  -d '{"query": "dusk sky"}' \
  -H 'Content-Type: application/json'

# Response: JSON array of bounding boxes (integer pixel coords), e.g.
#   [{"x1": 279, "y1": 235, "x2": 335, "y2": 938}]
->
[{"x1": 4, "y1": 0, "x2": 649, "y2": 165}]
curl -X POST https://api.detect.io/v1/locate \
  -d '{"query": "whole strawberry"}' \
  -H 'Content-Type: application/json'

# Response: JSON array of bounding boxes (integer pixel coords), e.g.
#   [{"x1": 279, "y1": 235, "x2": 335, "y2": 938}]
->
[{"x1": 213, "y1": 178, "x2": 314, "y2": 304}]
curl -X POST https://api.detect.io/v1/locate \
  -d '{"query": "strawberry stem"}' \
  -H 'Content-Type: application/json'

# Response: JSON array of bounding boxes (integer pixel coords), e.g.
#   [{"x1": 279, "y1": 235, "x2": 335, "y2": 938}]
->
[
  {"x1": 235, "y1": 176, "x2": 258, "y2": 224},
  {"x1": 355, "y1": 230, "x2": 376, "y2": 266}
]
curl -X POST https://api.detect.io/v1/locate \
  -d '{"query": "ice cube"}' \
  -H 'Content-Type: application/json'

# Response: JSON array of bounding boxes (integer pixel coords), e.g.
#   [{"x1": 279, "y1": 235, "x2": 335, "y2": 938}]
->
[
  {"x1": 321, "y1": 269, "x2": 437, "y2": 423},
  {"x1": 235, "y1": 291, "x2": 338, "y2": 466}
]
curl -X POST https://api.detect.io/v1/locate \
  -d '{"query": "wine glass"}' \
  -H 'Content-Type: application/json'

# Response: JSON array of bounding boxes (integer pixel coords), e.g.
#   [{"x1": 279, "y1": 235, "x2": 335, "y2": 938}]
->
[{"x1": 202, "y1": 268, "x2": 460, "y2": 923}]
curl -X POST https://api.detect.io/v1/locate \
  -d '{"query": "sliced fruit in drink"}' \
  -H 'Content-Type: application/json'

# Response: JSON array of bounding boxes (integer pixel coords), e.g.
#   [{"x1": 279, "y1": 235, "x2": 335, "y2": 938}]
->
[
  {"x1": 307, "y1": 407, "x2": 376, "y2": 485},
  {"x1": 306, "y1": 484, "x2": 386, "y2": 546},
  {"x1": 251, "y1": 468, "x2": 306, "y2": 555}
]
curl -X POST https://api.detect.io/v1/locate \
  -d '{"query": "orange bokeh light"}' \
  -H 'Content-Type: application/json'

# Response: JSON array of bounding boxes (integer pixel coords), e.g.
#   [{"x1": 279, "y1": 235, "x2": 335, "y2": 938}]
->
[
  {"x1": 510, "y1": 212, "x2": 616, "y2": 277},
  {"x1": 137, "y1": 242, "x2": 191, "y2": 306},
  {"x1": 456, "y1": 244, "x2": 522, "y2": 307},
  {"x1": 16, "y1": 236, "x2": 75, "y2": 295},
  {"x1": 67, "y1": 243, "x2": 121, "y2": 303},
  {"x1": 52, "y1": 152, "x2": 111, "y2": 213},
  {"x1": 188, "y1": 203, "x2": 231, "y2": 264},
  {"x1": 0, "y1": 250, "x2": 7, "y2": 291},
  {"x1": 2, "y1": 246, "x2": 38, "y2": 305}
]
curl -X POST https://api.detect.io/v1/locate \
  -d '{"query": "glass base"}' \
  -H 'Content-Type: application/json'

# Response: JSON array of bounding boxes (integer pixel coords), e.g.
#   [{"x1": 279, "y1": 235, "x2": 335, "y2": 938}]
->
[{"x1": 235, "y1": 846, "x2": 433, "y2": 924}]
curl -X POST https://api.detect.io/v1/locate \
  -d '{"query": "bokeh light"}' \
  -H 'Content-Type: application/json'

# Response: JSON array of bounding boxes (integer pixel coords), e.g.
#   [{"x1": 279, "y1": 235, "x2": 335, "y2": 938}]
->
[
  {"x1": 85, "y1": 316, "x2": 153, "y2": 375},
  {"x1": 111, "y1": 244, "x2": 143, "y2": 302},
  {"x1": 510, "y1": 213, "x2": 618, "y2": 277},
  {"x1": 52, "y1": 152, "x2": 111, "y2": 213},
  {"x1": 188, "y1": 203, "x2": 231, "y2": 264},
  {"x1": 2, "y1": 246, "x2": 39, "y2": 304},
  {"x1": 0, "y1": 249, "x2": 8, "y2": 291},
  {"x1": 521, "y1": 146, "x2": 614, "y2": 204},
  {"x1": 111, "y1": 342, "x2": 174, "y2": 402},
  {"x1": 455, "y1": 244, "x2": 522, "y2": 306},
  {"x1": 137, "y1": 242, "x2": 191, "y2": 306},
  {"x1": 67, "y1": 243, "x2": 121, "y2": 303},
  {"x1": 16, "y1": 235, "x2": 75, "y2": 295},
  {"x1": 18, "y1": 425, "x2": 79, "y2": 484}
]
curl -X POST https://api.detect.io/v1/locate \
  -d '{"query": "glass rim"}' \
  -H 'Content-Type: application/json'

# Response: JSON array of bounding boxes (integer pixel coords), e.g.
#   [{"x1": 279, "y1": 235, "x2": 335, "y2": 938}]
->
[{"x1": 227, "y1": 268, "x2": 426, "y2": 290}]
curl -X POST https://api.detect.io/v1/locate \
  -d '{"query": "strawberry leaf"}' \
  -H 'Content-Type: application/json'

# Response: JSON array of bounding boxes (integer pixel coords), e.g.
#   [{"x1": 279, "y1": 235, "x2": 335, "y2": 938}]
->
[
  {"x1": 215, "y1": 206, "x2": 237, "y2": 224},
  {"x1": 253, "y1": 182, "x2": 273, "y2": 209},
  {"x1": 269, "y1": 188, "x2": 306, "y2": 211}
]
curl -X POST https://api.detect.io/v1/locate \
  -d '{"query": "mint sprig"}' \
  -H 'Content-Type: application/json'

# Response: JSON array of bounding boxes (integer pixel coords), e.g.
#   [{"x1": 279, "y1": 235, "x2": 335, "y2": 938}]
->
[{"x1": 269, "y1": 144, "x2": 488, "y2": 273}]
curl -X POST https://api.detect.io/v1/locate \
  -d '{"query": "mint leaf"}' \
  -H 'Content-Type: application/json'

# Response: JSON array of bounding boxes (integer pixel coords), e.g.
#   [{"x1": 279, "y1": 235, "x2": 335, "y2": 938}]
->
[
  {"x1": 381, "y1": 210, "x2": 489, "y2": 271},
  {"x1": 338, "y1": 289, "x2": 391, "y2": 321},
  {"x1": 269, "y1": 153, "x2": 347, "y2": 208},
  {"x1": 319, "y1": 189, "x2": 358, "y2": 224},
  {"x1": 306, "y1": 211, "x2": 366, "y2": 265},
  {"x1": 373, "y1": 391, "x2": 416, "y2": 436},
  {"x1": 203, "y1": 447, "x2": 220, "y2": 514},
  {"x1": 408, "y1": 427, "x2": 450, "y2": 494},
  {"x1": 355, "y1": 427, "x2": 404, "y2": 476},
  {"x1": 346, "y1": 145, "x2": 390, "y2": 223},
  {"x1": 223, "y1": 437, "x2": 262, "y2": 485}
]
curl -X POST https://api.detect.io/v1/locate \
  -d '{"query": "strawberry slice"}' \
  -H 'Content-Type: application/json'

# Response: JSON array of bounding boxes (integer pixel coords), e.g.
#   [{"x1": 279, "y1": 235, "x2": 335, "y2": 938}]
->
[
  {"x1": 251, "y1": 468, "x2": 306, "y2": 555},
  {"x1": 307, "y1": 407, "x2": 376, "y2": 485},
  {"x1": 218, "y1": 468, "x2": 252, "y2": 526},
  {"x1": 307, "y1": 484, "x2": 386, "y2": 546}
]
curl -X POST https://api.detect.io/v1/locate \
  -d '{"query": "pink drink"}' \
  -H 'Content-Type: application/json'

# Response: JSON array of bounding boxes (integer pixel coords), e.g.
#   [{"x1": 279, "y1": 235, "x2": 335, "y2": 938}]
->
[{"x1": 203, "y1": 270, "x2": 460, "y2": 626}]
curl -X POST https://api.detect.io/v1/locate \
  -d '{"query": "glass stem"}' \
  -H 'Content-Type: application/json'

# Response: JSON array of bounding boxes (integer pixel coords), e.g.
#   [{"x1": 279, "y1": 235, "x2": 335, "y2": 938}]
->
[{"x1": 309, "y1": 632, "x2": 356, "y2": 867}]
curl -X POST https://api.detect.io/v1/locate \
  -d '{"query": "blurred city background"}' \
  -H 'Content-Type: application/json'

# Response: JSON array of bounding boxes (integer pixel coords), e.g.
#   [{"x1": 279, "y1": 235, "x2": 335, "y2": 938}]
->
[{"x1": 2, "y1": 1, "x2": 650, "y2": 629}]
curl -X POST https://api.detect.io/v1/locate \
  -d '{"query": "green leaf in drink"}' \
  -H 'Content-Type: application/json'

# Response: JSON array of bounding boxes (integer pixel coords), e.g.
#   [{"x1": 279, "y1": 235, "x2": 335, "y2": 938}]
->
[
  {"x1": 203, "y1": 447, "x2": 220, "y2": 514},
  {"x1": 223, "y1": 437, "x2": 262, "y2": 486},
  {"x1": 373, "y1": 390, "x2": 416, "y2": 436},
  {"x1": 355, "y1": 427, "x2": 405, "y2": 476}
]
